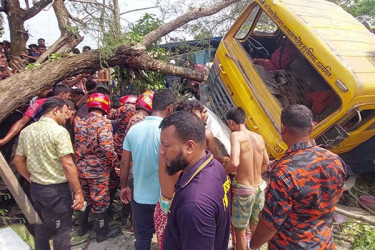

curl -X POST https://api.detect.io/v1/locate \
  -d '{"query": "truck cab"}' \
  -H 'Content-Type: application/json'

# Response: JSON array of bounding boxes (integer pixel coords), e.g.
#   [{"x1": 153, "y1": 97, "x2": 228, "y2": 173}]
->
[{"x1": 203, "y1": 0, "x2": 375, "y2": 162}]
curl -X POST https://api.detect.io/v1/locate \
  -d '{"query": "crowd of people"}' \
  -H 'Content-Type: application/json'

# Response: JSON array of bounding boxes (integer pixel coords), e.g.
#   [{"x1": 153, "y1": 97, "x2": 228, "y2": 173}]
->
[
  {"x1": 0, "y1": 38, "x2": 106, "y2": 91},
  {"x1": 1, "y1": 73, "x2": 350, "y2": 250}
]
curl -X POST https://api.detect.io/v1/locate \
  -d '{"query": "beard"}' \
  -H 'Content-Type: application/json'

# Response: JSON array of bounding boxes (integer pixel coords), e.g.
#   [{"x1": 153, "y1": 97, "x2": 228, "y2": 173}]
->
[{"x1": 166, "y1": 151, "x2": 189, "y2": 176}]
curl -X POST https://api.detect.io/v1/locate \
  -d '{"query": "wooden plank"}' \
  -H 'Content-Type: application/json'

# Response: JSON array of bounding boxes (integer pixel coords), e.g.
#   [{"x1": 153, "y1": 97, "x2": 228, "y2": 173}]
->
[{"x1": 0, "y1": 152, "x2": 41, "y2": 224}]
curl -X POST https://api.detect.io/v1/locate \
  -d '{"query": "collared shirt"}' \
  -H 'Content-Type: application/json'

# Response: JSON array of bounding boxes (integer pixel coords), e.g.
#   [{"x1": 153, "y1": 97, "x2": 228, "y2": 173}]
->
[
  {"x1": 111, "y1": 106, "x2": 136, "y2": 156},
  {"x1": 260, "y1": 140, "x2": 347, "y2": 249},
  {"x1": 74, "y1": 112, "x2": 117, "y2": 178},
  {"x1": 123, "y1": 116, "x2": 162, "y2": 204},
  {"x1": 163, "y1": 151, "x2": 231, "y2": 250},
  {"x1": 16, "y1": 117, "x2": 74, "y2": 185}
]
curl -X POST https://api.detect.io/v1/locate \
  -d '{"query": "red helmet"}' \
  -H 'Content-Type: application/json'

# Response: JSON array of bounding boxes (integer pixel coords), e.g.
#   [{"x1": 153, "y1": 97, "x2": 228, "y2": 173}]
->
[
  {"x1": 119, "y1": 95, "x2": 137, "y2": 106},
  {"x1": 143, "y1": 90, "x2": 154, "y2": 98},
  {"x1": 87, "y1": 93, "x2": 110, "y2": 114},
  {"x1": 136, "y1": 92, "x2": 153, "y2": 113}
]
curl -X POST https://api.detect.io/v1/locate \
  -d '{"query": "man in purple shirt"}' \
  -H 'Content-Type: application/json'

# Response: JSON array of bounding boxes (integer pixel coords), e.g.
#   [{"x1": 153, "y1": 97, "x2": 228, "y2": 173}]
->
[{"x1": 160, "y1": 111, "x2": 231, "y2": 250}]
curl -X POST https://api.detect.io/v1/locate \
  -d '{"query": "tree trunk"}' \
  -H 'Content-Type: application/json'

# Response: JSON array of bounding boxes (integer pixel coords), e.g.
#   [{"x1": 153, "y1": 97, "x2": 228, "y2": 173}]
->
[
  {"x1": 7, "y1": 0, "x2": 28, "y2": 57},
  {"x1": 2, "y1": 0, "x2": 54, "y2": 58}
]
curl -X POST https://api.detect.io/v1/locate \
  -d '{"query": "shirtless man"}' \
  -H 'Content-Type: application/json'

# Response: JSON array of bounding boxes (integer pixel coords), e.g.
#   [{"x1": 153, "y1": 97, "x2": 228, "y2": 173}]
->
[{"x1": 225, "y1": 106, "x2": 269, "y2": 250}]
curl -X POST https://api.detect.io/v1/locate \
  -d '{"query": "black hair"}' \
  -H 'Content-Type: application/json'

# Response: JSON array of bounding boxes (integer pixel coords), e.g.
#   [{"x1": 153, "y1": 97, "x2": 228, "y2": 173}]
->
[
  {"x1": 38, "y1": 38, "x2": 45, "y2": 41},
  {"x1": 83, "y1": 46, "x2": 91, "y2": 51},
  {"x1": 72, "y1": 48, "x2": 80, "y2": 54},
  {"x1": 86, "y1": 80, "x2": 97, "y2": 92},
  {"x1": 174, "y1": 100, "x2": 204, "y2": 113},
  {"x1": 41, "y1": 97, "x2": 66, "y2": 115},
  {"x1": 52, "y1": 84, "x2": 71, "y2": 96},
  {"x1": 71, "y1": 88, "x2": 84, "y2": 96},
  {"x1": 28, "y1": 44, "x2": 38, "y2": 49},
  {"x1": 37, "y1": 45, "x2": 46, "y2": 49},
  {"x1": 160, "y1": 111, "x2": 205, "y2": 144},
  {"x1": 153, "y1": 89, "x2": 175, "y2": 112},
  {"x1": 281, "y1": 104, "x2": 313, "y2": 134},
  {"x1": 64, "y1": 99, "x2": 76, "y2": 110},
  {"x1": 226, "y1": 107, "x2": 246, "y2": 124},
  {"x1": 95, "y1": 86, "x2": 110, "y2": 96}
]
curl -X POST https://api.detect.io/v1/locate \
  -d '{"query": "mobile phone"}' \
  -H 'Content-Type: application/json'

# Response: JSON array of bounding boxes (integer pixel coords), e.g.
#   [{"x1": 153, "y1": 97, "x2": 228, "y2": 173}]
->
[{"x1": 81, "y1": 201, "x2": 87, "y2": 212}]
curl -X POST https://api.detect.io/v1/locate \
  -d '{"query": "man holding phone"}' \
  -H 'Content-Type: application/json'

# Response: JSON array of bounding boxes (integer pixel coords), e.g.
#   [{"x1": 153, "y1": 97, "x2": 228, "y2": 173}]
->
[{"x1": 14, "y1": 97, "x2": 84, "y2": 250}]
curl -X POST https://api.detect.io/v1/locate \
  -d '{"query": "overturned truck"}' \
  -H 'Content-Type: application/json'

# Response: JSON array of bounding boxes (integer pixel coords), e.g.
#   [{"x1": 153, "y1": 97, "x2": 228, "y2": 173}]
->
[{"x1": 202, "y1": 0, "x2": 375, "y2": 173}]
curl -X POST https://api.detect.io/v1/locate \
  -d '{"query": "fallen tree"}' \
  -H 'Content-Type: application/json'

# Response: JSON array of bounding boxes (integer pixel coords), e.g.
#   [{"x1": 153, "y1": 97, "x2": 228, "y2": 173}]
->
[{"x1": 0, "y1": 0, "x2": 241, "y2": 122}]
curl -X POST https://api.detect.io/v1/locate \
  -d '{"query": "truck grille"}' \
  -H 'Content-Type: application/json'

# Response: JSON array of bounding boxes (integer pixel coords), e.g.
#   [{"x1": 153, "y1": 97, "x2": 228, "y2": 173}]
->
[{"x1": 206, "y1": 66, "x2": 235, "y2": 124}]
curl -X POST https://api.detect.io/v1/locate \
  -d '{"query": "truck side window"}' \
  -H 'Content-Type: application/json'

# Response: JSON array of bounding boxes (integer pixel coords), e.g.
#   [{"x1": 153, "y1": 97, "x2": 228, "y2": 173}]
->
[{"x1": 235, "y1": 5, "x2": 260, "y2": 40}]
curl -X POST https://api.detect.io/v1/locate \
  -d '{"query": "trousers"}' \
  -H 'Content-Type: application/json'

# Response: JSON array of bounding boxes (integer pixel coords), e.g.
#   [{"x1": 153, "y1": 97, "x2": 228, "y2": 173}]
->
[{"x1": 30, "y1": 182, "x2": 73, "y2": 250}]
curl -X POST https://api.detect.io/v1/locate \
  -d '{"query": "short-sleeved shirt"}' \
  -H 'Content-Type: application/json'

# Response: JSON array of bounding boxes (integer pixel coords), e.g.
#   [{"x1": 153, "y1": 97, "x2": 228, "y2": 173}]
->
[
  {"x1": 259, "y1": 140, "x2": 347, "y2": 249},
  {"x1": 74, "y1": 112, "x2": 117, "y2": 179},
  {"x1": 163, "y1": 151, "x2": 231, "y2": 250},
  {"x1": 24, "y1": 98, "x2": 46, "y2": 119},
  {"x1": 16, "y1": 117, "x2": 74, "y2": 185},
  {"x1": 123, "y1": 116, "x2": 162, "y2": 204}
]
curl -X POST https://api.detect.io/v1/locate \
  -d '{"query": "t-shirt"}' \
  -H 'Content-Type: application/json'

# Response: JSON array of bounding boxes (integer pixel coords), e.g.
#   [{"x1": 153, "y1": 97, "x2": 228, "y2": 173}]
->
[
  {"x1": 163, "y1": 152, "x2": 231, "y2": 250},
  {"x1": 123, "y1": 116, "x2": 162, "y2": 204},
  {"x1": 24, "y1": 98, "x2": 46, "y2": 119},
  {"x1": 16, "y1": 117, "x2": 74, "y2": 185}
]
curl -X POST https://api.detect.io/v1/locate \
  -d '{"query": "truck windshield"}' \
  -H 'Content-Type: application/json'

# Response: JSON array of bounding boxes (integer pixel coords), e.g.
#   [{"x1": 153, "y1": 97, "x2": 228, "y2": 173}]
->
[{"x1": 234, "y1": 6, "x2": 341, "y2": 123}]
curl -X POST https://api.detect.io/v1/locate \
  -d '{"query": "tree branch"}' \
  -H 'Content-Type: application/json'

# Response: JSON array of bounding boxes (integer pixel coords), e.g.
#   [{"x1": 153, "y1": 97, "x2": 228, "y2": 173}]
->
[
  {"x1": 69, "y1": 13, "x2": 87, "y2": 27},
  {"x1": 37, "y1": 0, "x2": 83, "y2": 63},
  {"x1": 140, "y1": 0, "x2": 241, "y2": 48},
  {"x1": 120, "y1": 6, "x2": 158, "y2": 16},
  {"x1": 336, "y1": 206, "x2": 375, "y2": 226},
  {"x1": 23, "y1": 0, "x2": 54, "y2": 20},
  {"x1": 69, "y1": 0, "x2": 113, "y2": 11}
]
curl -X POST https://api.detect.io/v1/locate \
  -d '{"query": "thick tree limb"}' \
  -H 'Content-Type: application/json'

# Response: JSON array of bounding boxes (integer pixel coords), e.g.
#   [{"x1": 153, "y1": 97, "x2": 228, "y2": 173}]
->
[
  {"x1": 0, "y1": 47, "x2": 205, "y2": 121},
  {"x1": 335, "y1": 207, "x2": 375, "y2": 226},
  {"x1": 23, "y1": 0, "x2": 53, "y2": 20},
  {"x1": 140, "y1": 0, "x2": 241, "y2": 48}
]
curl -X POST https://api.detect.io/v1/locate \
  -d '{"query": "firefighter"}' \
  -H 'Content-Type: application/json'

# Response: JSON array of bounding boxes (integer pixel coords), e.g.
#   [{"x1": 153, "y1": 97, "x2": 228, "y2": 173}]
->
[{"x1": 74, "y1": 93, "x2": 119, "y2": 242}]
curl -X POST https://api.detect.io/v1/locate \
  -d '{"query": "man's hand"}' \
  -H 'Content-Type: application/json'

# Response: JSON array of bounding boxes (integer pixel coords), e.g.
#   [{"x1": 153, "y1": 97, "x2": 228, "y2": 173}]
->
[
  {"x1": 225, "y1": 160, "x2": 237, "y2": 174},
  {"x1": 0, "y1": 139, "x2": 6, "y2": 147},
  {"x1": 120, "y1": 186, "x2": 132, "y2": 204},
  {"x1": 72, "y1": 192, "x2": 85, "y2": 211},
  {"x1": 221, "y1": 156, "x2": 230, "y2": 167}
]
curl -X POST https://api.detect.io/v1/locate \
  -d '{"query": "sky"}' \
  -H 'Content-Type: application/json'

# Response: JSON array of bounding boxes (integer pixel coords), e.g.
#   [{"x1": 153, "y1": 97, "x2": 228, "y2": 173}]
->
[{"x1": 2, "y1": 0, "x2": 163, "y2": 50}]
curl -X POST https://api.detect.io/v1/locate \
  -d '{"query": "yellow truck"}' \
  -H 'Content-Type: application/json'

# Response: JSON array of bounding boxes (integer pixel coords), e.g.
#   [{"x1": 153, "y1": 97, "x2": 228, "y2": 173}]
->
[{"x1": 203, "y1": 0, "x2": 375, "y2": 171}]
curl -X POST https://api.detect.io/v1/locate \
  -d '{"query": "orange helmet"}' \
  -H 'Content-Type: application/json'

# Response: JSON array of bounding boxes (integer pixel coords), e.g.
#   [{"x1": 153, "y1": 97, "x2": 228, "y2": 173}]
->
[
  {"x1": 87, "y1": 93, "x2": 110, "y2": 114},
  {"x1": 119, "y1": 95, "x2": 137, "y2": 106},
  {"x1": 136, "y1": 91, "x2": 153, "y2": 113}
]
